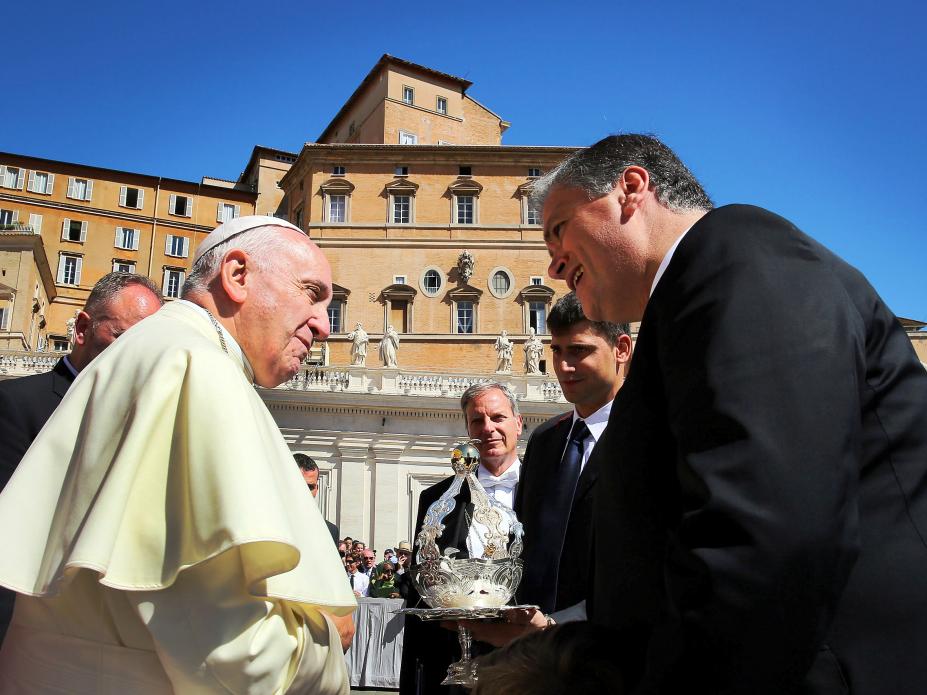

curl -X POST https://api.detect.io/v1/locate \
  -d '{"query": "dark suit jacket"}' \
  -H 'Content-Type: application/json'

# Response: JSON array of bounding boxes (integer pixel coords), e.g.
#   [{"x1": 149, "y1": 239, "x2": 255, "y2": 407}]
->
[
  {"x1": 515, "y1": 411, "x2": 598, "y2": 614},
  {"x1": 325, "y1": 519, "x2": 340, "y2": 546},
  {"x1": 0, "y1": 358, "x2": 75, "y2": 491},
  {"x1": 591, "y1": 205, "x2": 927, "y2": 694},
  {"x1": 399, "y1": 476, "x2": 481, "y2": 695},
  {"x1": 0, "y1": 358, "x2": 76, "y2": 645}
]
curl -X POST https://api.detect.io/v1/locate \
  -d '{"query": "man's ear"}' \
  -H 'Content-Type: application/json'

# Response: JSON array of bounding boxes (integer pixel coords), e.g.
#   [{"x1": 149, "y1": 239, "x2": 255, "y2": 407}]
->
[
  {"x1": 618, "y1": 165, "x2": 650, "y2": 214},
  {"x1": 615, "y1": 333, "x2": 633, "y2": 365},
  {"x1": 73, "y1": 311, "x2": 92, "y2": 346},
  {"x1": 219, "y1": 249, "x2": 250, "y2": 305}
]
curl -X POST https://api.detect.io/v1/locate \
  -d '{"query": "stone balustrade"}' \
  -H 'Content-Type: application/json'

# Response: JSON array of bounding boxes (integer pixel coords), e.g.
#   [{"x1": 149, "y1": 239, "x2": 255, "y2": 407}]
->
[{"x1": 0, "y1": 350, "x2": 566, "y2": 403}]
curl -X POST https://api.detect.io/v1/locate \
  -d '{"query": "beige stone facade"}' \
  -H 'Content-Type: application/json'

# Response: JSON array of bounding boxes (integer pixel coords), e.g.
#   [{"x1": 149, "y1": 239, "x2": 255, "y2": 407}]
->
[{"x1": 0, "y1": 155, "x2": 256, "y2": 349}]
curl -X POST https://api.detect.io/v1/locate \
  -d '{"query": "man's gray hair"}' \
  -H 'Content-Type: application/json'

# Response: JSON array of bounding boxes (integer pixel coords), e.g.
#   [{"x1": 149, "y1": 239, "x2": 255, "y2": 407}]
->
[
  {"x1": 530, "y1": 133, "x2": 714, "y2": 214},
  {"x1": 181, "y1": 225, "x2": 295, "y2": 297},
  {"x1": 460, "y1": 381, "x2": 521, "y2": 419},
  {"x1": 84, "y1": 272, "x2": 163, "y2": 317}
]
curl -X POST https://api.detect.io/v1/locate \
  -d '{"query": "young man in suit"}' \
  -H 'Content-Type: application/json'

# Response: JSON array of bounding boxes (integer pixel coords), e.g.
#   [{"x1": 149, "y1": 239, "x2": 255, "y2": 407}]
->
[
  {"x1": 399, "y1": 381, "x2": 523, "y2": 695},
  {"x1": 535, "y1": 134, "x2": 927, "y2": 693},
  {"x1": 466, "y1": 292, "x2": 631, "y2": 647}
]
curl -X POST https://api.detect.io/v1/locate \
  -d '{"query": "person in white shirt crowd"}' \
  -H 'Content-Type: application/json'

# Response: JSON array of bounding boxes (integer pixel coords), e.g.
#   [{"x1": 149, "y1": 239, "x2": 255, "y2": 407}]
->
[
  {"x1": 345, "y1": 556, "x2": 370, "y2": 598},
  {"x1": 466, "y1": 291, "x2": 631, "y2": 646},
  {"x1": 399, "y1": 381, "x2": 523, "y2": 695}
]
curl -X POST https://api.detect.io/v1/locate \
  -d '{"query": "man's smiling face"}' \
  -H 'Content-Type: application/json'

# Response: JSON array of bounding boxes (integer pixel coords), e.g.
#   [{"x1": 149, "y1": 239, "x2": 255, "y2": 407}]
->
[{"x1": 543, "y1": 184, "x2": 650, "y2": 324}]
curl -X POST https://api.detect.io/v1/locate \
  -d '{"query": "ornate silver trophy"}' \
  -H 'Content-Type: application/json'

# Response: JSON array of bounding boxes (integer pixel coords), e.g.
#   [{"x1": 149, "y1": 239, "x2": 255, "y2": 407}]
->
[{"x1": 397, "y1": 440, "x2": 535, "y2": 687}]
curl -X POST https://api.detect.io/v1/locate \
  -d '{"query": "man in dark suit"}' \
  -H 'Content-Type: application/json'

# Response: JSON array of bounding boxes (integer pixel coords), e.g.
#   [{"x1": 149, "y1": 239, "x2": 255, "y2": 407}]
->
[
  {"x1": 294, "y1": 453, "x2": 340, "y2": 545},
  {"x1": 535, "y1": 133, "x2": 927, "y2": 693},
  {"x1": 466, "y1": 292, "x2": 631, "y2": 647},
  {"x1": 399, "y1": 381, "x2": 523, "y2": 695},
  {"x1": 0, "y1": 271, "x2": 162, "y2": 643}
]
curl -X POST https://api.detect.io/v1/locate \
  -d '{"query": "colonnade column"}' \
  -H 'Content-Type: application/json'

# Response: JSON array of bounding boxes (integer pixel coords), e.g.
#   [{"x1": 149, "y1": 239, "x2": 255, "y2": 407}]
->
[
  {"x1": 371, "y1": 443, "x2": 405, "y2": 554},
  {"x1": 336, "y1": 437, "x2": 373, "y2": 542}
]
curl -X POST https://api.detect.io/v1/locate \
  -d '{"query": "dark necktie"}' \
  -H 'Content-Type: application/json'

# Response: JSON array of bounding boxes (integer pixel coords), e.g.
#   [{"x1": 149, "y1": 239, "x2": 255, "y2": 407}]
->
[
  {"x1": 350, "y1": 573, "x2": 355, "y2": 589},
  {"x1": 535, "y1": 419, "x2": 590, "y2": 555},
  {"x1": 559, "y1": 419, "x2": 590, "y2": 510}
]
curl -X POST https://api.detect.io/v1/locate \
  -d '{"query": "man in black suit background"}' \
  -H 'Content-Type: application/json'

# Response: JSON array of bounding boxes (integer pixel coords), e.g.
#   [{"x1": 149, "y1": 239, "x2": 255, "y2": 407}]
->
[
  {"x1": 399, "y1": 381, "x2": 523, "y2": 694},
  {"x1": 466, "y1": 292, "x2": 631, "y2": 647},
  {"x1": 534, "y1": 133, "x2": 927, "y2": 693},
  {"x1": 294, "y1": 453, "x2": 340, "y2": 545},
  {"x1": 0, "y1": 271, "x2": 162, "y2": 643}
]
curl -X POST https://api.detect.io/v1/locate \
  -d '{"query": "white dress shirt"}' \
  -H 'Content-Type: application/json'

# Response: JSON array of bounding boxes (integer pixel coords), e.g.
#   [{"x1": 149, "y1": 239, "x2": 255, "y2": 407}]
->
[
  {"x1": 347, "y1": 569, "x2": 370, "y2": 597},
  {"x1": 466, "y1": 458, "x2": 521, "y2": 559},
  {"x1": 563, "y1": 400, "x2": 613, "y2": 472},
  {"x1": 650, "y1": 226, "x2": 693, "y2": 298}
]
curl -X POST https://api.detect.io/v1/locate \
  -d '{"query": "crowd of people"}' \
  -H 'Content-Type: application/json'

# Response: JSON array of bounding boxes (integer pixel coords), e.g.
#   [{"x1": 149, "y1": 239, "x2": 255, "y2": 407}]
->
[{"x1": 0, "y1": 132, "x2": 924, "y2": 695}]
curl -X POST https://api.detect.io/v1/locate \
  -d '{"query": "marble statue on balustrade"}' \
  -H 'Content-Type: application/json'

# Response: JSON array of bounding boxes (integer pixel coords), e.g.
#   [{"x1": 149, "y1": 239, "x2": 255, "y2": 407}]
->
[
  {"x1": 524, "y1": 327, "x2": 543, "y2": 375},
  {"x1": 347, "y1": 323, "x2": 369, "y2": 367},
  {"x1": 494, "y1": 330, "x2": 514, "y2": 373},
  {"x1": 65, "y1": 314, "x2": 77, "y2": 346},
  {"x1": 379, "y1": 325, "x2": 400, "y2": 368}
]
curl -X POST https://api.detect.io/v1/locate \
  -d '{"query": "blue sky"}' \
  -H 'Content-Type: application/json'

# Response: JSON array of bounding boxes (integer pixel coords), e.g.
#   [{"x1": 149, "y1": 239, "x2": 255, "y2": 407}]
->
[{"x1": 4, "y1": 0, "x2": 924, "y2": 319}]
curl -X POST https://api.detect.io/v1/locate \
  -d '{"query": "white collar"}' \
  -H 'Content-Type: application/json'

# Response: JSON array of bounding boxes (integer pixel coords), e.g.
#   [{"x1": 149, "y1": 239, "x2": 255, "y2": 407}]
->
[
  {"x1": 478, "y1": 457, "x2": 521, "y2": 488},
  {"x1": 650, "y1": 225, "x2": 692, "y2": 297},
  {"x1": 572, "y1": 399, "x2": 612, "y2": 444},
  {"x1": 177, "y1": 300, "x2": 254, "y2": 380}
]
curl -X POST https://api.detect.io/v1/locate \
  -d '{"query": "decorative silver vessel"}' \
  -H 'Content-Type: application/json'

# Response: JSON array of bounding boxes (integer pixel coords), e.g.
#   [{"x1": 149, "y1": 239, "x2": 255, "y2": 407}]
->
[{"x1": 401, "y1": 439, "x2": 531, "y2": 687}]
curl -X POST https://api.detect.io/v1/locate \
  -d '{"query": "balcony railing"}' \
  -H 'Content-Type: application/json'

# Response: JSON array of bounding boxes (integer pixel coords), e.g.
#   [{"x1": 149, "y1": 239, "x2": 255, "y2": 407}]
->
[{"x1": 0, "y1": 350, "x2": 566, "y2": 403}]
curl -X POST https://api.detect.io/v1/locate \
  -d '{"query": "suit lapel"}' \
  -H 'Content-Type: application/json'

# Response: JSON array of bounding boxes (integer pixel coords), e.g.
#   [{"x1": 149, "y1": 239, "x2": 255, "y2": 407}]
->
[{"x1": 51, "y1": 359, "x2": 76, "y2": 399}]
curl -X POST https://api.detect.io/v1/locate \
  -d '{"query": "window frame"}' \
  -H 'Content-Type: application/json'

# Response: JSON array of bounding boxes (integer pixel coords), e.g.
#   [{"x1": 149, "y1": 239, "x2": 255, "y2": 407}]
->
[
  {"x1": 119, "y1": 185, "x2": 145, "y2": 210},
  {"x1": 165, "y1": 234, "x2": 190, "y2": 258},
  {"x1": 436, "y1": 96, "x2": 448, "y2": 115},
  {"x1": 487, "y1": 266, "x2": 515, "y2": 299},
  {"x1": 57, "y1": 253, "x2": 83, "y2": 286},
  {"x1": 0, "y1": 166, "x2": 25, "y2": 190},
  {"x1": 28, "y1": 170, "x2": 54, "y2": 194},
  {"x1": 455, "y1": 300, "x2": 475, "y2": 334},
  {"x1": 217, "y1": 202, "x2": 241, "y2": 223},
  {"x1": 419, "y1": 267, "x2": 444, "y2": 297},
  {"x1": 168, "y1": 194, "x2": 193, "y2": 217},
  {"x1": 67, "y1": 177, "x2": 93, "y2": 201},
  {"x1": 402, "y1": 85, "x2": 415, "y2": 105},
  {"x1": 162, "y1": 268, "x2": 186, "y2": 299},
  {"x1": 60, "y1": 218, "x2": 88, "y2": 243},
  {"x1": 398, "y1": 130, "x2": 418, "y2": 145},
  {"x1": 115, "y1": 226, "x2": 140, "y2": 251},
  {"x1": 113, "y1": 260, "x2": 137, "y2": 274}
]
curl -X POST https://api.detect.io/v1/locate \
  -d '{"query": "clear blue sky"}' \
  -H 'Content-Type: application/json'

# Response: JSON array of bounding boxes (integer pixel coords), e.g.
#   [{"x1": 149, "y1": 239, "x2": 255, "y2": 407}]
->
[{"x1": 4, "y1": 0, "x2": 924, "y2": 319}]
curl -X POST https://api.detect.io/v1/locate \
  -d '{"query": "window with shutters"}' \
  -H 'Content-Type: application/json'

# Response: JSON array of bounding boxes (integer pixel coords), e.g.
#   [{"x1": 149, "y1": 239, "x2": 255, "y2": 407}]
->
[
  {"x1": 456, "y1": 301, "x2": 474, "y2": 334},
  {"x1": 456, "y1": 195, "x2": 474, "y2": 224},
  {"x1": 113, "y1": 260, "x2": 136, "y2": 273},
  {"x1": 57, "y1": 254, "x2": 82, "y2": 286},
  {"x1": 169, "y1": 194, "x2": 192, "y2": 217},
  {"x1": 328, "y1": 195, "x2": 346, "y2": 223},
  {"x1": 0, "y1": 209, "x2": 18, "y2": 226},
  {"x1": 327, "y1": 300, "x2": 343, "y2": 333},
  {"x1": 28, "y1": 170, "x2": 54, "y2": 194},
  {"x1": 28, "y1": 213, "x2": 42, "y2": 234},
  {"x1": 529, "y1": 302, "x2": 547, "y2": 334},
  {"x1": 163, "y1": 268, "x2": 185, "y2": 298},
  {"x1": 119, "y1": 186, "x2": 144, "y2": 209},
  {"x1": 392, "y1": 195, "x2": 411, "y2": 224},
  {"x1": 165, "y1": 235, "x2": 189, "y2": 258},
  {"x1": 115, "y1": 227, "x2": 140, "y2": 251},
  {"x1": 217, "y1": 203, "x2": 240, "y2": 223},
  {"x1": 61, "y1": 218, "x2": 87, "y2": 243},
  {"x1": 67, "y1": 177, "x2": 93, "y2": 201},
  {"x1": 0, "y1": 166, "x2": 25, "y2": 190}
]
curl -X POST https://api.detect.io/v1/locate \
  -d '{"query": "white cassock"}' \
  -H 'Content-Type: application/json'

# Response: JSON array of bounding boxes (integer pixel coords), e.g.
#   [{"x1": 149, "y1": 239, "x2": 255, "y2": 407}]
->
[{"x1": 0, "y1": 301, "x2": 356, "y2": 694}]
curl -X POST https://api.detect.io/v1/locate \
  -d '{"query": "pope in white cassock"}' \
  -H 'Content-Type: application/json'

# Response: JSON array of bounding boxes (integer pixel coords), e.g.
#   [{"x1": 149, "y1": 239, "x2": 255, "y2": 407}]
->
[{"x1": 0, "y1": 216, "x2": 357, "y2": 694}]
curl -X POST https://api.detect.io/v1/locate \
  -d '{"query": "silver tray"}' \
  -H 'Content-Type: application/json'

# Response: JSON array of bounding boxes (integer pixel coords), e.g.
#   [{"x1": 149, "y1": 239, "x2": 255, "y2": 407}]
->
[{"x1": 394, "y1": 604, "x2": 539, "y2": 621}]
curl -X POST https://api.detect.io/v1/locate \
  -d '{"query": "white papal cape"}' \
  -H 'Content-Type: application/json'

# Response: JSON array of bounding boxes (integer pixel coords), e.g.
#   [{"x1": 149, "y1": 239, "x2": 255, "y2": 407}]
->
[{"x1": 0, "y1": 301, "x2": 356, "y2": 694}]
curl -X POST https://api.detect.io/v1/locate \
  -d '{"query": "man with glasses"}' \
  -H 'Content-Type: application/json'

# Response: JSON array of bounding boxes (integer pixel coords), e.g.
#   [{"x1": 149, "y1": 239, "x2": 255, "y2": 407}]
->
[
  {"x1": 295, "y1": 453, "x2": 339, "y2": 545},
  {"x1": 345, "y1": 556, "x2": 369, "y2": 598}
]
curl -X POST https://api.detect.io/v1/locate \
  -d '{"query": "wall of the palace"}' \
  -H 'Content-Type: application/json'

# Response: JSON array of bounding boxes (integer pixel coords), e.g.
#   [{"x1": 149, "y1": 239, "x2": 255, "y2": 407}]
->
[
  {"x1": 0, "y1": 235, "x2": 53, "y2": 351},
  {"x1": 0, "y1": 153, "x2": 256, "y2": 341}
]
